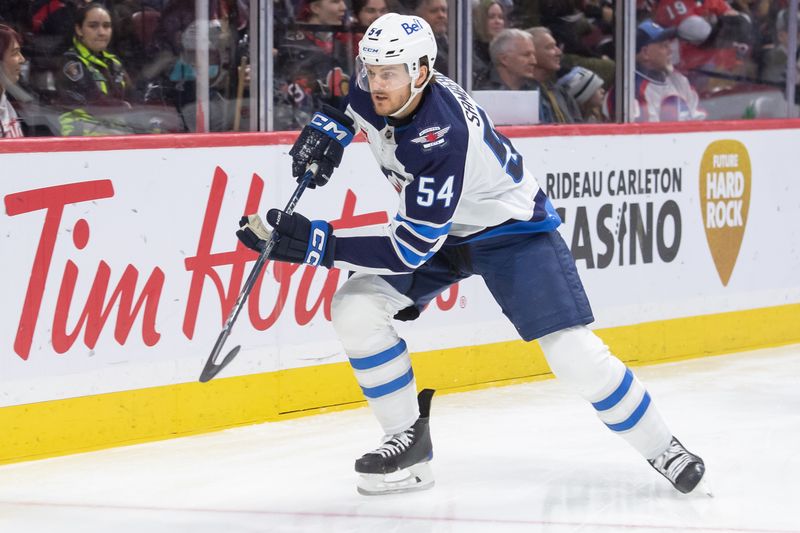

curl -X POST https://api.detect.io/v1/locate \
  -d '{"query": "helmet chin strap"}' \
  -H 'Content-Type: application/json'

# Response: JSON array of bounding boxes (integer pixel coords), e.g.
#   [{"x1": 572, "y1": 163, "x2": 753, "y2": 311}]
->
[{"x1": 389, "y1": 68, "x2": 434, "y2": 118}]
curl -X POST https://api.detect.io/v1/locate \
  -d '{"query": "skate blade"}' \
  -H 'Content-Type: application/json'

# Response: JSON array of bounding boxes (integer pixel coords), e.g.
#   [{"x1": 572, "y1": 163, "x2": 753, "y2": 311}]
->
[
  {"x1": 357, "y1": 463, "x2": 434, "y2": 496},
  {"x1": 697, "y1": 477, "x2": 714, "y2": 498}
]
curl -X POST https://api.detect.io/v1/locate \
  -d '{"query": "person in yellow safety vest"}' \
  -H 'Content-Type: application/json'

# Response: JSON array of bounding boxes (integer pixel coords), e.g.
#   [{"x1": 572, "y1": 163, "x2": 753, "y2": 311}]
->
[{"x1": 56, "y1": 2, "x2": 132, "y2": 136}]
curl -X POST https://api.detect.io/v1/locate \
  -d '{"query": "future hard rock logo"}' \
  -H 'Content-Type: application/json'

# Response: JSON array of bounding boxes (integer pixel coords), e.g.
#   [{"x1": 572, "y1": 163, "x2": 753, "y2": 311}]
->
[{"x1": 699, "y1": 140, "x2": 751, "y2": 286}]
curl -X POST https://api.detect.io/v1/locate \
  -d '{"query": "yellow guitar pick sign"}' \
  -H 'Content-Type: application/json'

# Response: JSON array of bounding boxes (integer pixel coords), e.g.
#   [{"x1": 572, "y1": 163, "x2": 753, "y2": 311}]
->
[{"x1": 699, "y1": 140, "x2": 751, "y2": 286}]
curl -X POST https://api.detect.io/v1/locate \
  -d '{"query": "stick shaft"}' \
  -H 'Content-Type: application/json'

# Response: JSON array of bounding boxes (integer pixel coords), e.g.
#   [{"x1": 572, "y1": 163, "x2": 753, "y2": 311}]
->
[{"x1": 199, "y1": 167, "x2": 315, "y2": 382}]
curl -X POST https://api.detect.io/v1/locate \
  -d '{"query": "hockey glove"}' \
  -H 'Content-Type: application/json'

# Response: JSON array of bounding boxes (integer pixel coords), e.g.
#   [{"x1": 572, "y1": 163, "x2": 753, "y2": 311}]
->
[
  {"x1": 236, "y1": 210, "x2": 336, "y2": 268},
  {"x1": 289, "y1": 104, "x2": 355, "y2": 188},
  {"x1": 236, "y1": 214, "x2": 273, "y2": 252}
]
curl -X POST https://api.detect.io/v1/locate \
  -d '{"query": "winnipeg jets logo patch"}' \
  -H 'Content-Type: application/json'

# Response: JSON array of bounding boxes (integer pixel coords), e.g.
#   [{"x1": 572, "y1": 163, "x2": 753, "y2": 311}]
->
[{"x1": 411, "y1": 125, "x2": 451, "y2": 150}]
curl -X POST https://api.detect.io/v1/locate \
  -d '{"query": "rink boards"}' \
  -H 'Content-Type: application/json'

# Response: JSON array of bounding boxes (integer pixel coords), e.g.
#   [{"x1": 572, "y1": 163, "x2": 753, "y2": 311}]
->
[{"x1": 1, "y1": 120, "x2": 799, "y2": 464}]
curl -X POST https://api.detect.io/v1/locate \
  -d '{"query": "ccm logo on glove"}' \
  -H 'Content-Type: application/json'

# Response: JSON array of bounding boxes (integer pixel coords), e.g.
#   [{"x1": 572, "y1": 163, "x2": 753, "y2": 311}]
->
[
  {"x1": 289, "y1": 104, "x2": 356, "y2": 188},
  {"x1": 310, "y1": 113, "x2": 354, "y2": 144},
  {"x1": 306, "y1": 223, "x2": 330, "y2": 266}
]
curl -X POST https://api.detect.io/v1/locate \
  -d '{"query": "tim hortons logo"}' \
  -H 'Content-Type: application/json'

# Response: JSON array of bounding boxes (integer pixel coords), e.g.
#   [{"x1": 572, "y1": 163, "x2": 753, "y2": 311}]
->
[
  {"x1": 4, "y1": 167, "x2": 460, "y2": 361},
  {"x1": 699, "y1": 140, "x2": 751, "y2": 286}
]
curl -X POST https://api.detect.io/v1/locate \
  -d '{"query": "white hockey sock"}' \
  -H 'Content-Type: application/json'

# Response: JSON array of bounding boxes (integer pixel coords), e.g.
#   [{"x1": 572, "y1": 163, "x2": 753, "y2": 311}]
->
[
  {"x1": 332, "y1": 274, "x2": 420, "y2": 436},
  {"x1": 539, "y1": 326, "x2": 672, "y2": 459},
  {"x1": 347, "y1": 339, "x2": 418, "y2": 435}
]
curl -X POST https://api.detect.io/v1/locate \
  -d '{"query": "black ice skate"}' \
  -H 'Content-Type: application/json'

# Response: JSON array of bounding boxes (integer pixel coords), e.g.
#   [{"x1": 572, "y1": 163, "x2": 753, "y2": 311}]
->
[
  {"x1": 648, "y1": 436, "x2": 708, "y2": 494},
  {"x1": 355, "y1": 389, "x2": 435, "y2": 495}
]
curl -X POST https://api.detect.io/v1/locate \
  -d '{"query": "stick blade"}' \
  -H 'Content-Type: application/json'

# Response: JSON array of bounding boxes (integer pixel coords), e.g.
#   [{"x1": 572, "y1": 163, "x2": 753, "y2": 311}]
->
[{"x1": 199, "y1": 345, "x2": 241, "y2": 383}]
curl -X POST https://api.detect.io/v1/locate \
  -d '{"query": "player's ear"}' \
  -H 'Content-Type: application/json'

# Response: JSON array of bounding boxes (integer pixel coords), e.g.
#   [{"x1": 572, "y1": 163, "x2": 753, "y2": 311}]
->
[{"x1": 414, "y1": 65, "x2": 429, "y2": 89}]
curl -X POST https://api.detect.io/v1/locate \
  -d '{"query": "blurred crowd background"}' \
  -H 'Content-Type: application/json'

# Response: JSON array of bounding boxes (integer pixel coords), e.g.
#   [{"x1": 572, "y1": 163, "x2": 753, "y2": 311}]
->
[{"x1": 0, "y1": 0, "x2": 797, "y2": 137}]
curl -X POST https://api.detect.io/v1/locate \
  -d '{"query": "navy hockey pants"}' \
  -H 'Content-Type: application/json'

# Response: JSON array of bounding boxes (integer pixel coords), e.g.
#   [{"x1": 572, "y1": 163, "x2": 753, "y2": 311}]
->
[{"x1": 381, "y1": 230, "x2": 595, "y2": 341}]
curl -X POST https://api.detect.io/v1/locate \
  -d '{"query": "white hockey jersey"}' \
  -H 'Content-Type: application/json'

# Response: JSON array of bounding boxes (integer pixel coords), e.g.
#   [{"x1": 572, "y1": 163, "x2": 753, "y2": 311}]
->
[{"x1": 334, "y1": 74, "x2": 560, "y2": 275}]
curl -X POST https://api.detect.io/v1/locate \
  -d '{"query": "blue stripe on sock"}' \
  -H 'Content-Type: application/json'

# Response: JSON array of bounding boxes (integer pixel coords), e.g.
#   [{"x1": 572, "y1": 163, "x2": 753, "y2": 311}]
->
[
  {"x1": 605, "y1": 391, "x2": 651, "y2": 432},
  {"x1": 592, "y1": 368, "x2": 634, "y2": 411},
  {"x1": 361, "y1": 368, "x2": 414, "y2": 399},
  {"x1": 349, "y1": 340, "x2": 407, "y2": 370}
]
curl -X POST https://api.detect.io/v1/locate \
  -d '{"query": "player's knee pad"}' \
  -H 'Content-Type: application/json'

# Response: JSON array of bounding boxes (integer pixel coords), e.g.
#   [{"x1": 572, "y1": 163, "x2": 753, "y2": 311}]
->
[
  {"x1": 331, "y1": 290, "x2": 385, "y2": 348},
  {"x1": 331, "y1": 274, "x2": 413, "y2": 353}
]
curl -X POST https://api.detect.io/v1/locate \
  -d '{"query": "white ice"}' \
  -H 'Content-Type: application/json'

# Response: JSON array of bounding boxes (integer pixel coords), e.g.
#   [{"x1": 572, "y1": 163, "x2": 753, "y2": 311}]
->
[{"x1": 1, "y1": 344, "x2": 799, "y2": 533}]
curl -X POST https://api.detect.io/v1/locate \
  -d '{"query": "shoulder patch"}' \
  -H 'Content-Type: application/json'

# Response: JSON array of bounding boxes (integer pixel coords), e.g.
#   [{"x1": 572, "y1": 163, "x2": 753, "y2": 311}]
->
[
  {"x1": 63, "y1": 61, "x2": 84, "y2": 82},
  {"x1": 411, "y1": 125, "x2": 451, "y2": 151}
]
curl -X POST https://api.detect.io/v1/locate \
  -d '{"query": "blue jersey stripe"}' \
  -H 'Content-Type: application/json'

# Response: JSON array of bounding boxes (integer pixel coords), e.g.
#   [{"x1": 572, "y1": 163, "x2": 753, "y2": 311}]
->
[
  {"x1": 395, "y1": 214, "x2": 452, "y2": 240},
  {"x1": 605, "y1": 392, "x2": 651, "y2": 432},
  {"x1": 452, "y1": 217, "x2": 561, "y2": 245},
  {"x1": 395, "y1": 224, "x2": 438, "y2": 254},
  {"x1": 395, "y1": 238, "x2": 436, "y2": 267},
  {"x1": 361, "y1": 368, "x2": 415, "y2": 399},
  {"x1": 349, "y1": 340, "x2": 407, "y2": 370},
  {"x1": 532, "y1": 190, "x2": 560, "y2": 222},
  {"x1": 592, "y1": 368, "x2": 634, "y2": 411}
]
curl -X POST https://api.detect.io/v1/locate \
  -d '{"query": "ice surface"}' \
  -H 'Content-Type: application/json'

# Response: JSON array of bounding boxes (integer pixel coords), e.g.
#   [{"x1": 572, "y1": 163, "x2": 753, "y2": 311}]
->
[{"x1": 1, "y1": 345, "x2": 798, "y2": 533}]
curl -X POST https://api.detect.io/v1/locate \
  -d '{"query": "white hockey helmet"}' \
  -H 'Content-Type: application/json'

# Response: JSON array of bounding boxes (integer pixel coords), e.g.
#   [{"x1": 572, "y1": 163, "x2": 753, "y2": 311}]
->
[{"x1": 357, "y1": 13, "x2": 438, "y2": 116}]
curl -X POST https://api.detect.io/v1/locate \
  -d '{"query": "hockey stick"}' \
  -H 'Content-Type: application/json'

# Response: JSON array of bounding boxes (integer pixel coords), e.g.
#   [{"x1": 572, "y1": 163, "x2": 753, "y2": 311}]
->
[{"x1": 198, "y1": 164, "x2": 317, "y2": 383}]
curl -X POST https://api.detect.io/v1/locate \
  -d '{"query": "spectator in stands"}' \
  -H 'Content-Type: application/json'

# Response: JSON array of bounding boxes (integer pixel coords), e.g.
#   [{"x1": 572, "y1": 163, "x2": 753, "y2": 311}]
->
[
  {"x1": 760, "y1": 8, "x2": 800, "y2": 85},
  {"x1": 540, "y1": 0, "x2": 606, "y2": 58},
  {"x1": 606, "y1": 20, "x2": 706, "y2": 122},
  {"x1": 273, "y1": 0, "x2": 351, "y2": 129},
  {"x1": 476, "y1": 28, "x2": 538, "y2": 91},
  {"x1": 1, "y1": 23, "x2": 26, "y2": 138},
  {"x1": 351, "y1": 0, "x2": 391, "y2": 60},
  {"x1": 353, "y1": 0, "x2": 390, "y2": 28},
  {"x1": 540, "y1": 0, "x2": 616, "y2": 87},
  {"x1": 473, "y1": 0, "x2": 507, "y2": 84},
  {"x1": 652, "y1": 0, "x2": 754, "y2": 82},
  {"x1": 529, "y1": 26, "x2": 583, "y2": 123},
  {"x1": 557, "y1": 65, "x2": 606, "y2": 122},
  {"x1": 414, "y1": 0, "x2": 449, "y2": 75},
  {"x1": 56, "y1": 2, "x2": 133, "y2": 135}
]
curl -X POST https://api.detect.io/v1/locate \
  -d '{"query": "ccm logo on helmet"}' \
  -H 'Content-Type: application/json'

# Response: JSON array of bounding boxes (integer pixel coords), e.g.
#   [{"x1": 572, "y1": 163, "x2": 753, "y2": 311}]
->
[{"x1": 401, "y1": 19, "x2": 423, "y2": 35}]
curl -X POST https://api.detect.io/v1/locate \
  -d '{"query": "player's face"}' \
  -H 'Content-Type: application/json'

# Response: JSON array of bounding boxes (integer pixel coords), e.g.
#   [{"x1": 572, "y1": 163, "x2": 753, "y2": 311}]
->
[
  {"x1": 357, "y1": 0, "x2": 389, "y2": 27},
  {"x1": 76, "y1": 7, "x2": 113, "y2": 53},
  {"x1": 1, "y1": 39, "x2": 25, "y2": 86},
  {"x1": 365, "y1": 64, "x2": 413, "y2": 116},
  {"x1": 485, "y1": 3, "x2": 506, "y2": 40},
  {"x1": 533, "y1": 32, "x2": 562, "y2": 73},
  {"x1": 501, "y1": 36, "x2": 536, "y2": 82}
]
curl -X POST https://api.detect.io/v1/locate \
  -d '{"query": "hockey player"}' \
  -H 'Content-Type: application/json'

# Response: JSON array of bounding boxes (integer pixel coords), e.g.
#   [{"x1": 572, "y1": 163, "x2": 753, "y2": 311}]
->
[{"x1": 237, "y1": 13, "x2": 707, "y2": 496}]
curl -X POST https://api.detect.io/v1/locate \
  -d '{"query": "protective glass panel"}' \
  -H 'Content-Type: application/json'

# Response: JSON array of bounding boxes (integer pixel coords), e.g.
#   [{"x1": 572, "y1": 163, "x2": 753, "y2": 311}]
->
[
  {"x1": 470, "y1": 1, "x2": 615, "y2": 125},
  {"x1": 0, "y1": 1, "x2": 253, "y2": 137},
  {"x1": 632, "y1": 2, "x2": 798, "y2": 122},
  {"x1": 272, "y1": 1, "x2": 358, "y2": 131}
]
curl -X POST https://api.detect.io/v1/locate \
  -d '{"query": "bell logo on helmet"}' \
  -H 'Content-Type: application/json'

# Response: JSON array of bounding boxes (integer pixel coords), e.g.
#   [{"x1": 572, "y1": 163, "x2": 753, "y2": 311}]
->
[{"x1": 401, "y1": 19, "x2": 423, "y2": 35}]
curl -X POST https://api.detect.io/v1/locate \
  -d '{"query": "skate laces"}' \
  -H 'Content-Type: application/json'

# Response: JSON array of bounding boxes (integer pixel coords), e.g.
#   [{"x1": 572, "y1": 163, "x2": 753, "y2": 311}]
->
[
  {"x1": 651, "y1": 439, "x2": 694, "y2": 481},
  {"x1": 372, "y1": 428, "x2": 415, "y2": 458}
]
